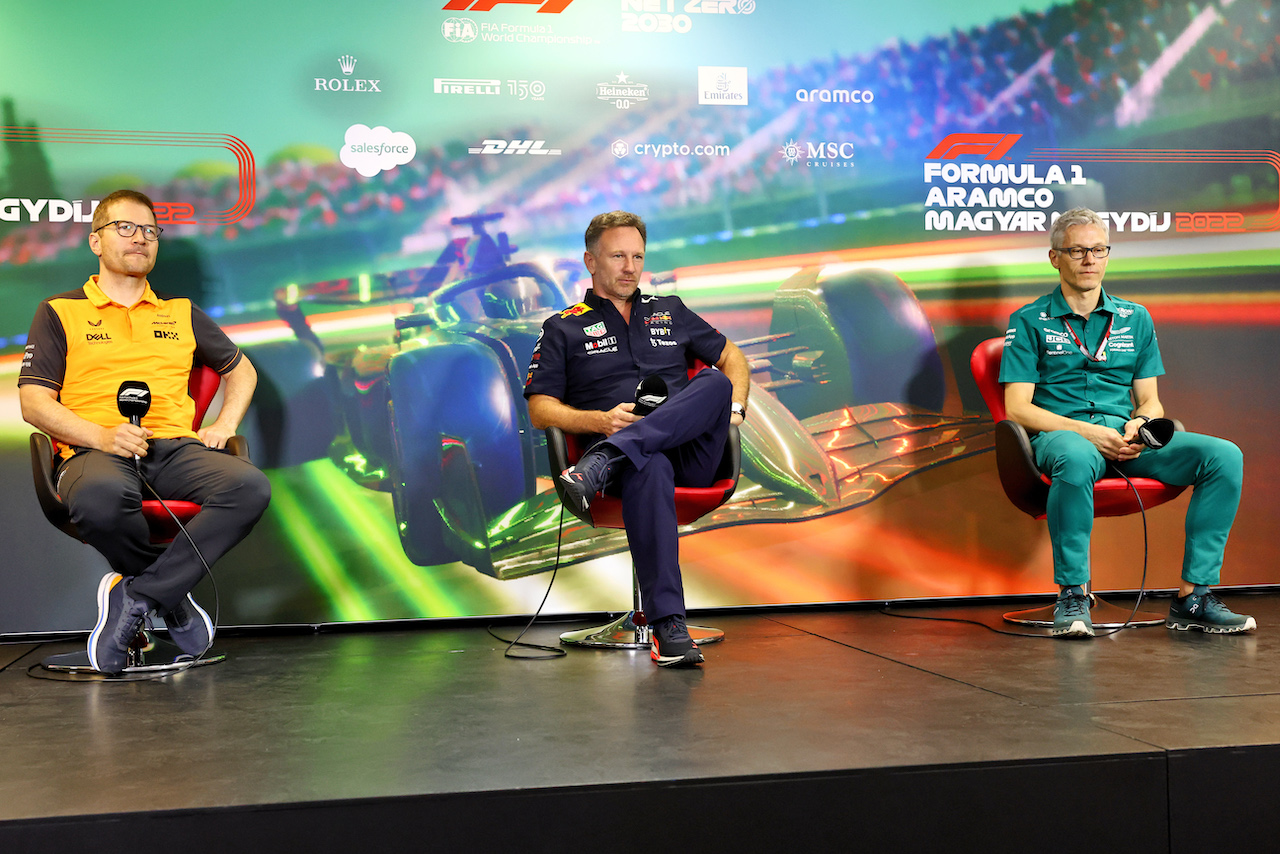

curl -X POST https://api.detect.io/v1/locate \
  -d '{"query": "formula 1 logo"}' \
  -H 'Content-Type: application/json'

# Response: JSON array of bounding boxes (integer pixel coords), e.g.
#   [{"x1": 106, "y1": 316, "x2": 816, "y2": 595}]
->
[
  {"x1": 927, "y1": 133, "x2": 1022, "y2": 160},
  {"x1": 443, "y1": 0, "x2": 575, "y2": 11}
]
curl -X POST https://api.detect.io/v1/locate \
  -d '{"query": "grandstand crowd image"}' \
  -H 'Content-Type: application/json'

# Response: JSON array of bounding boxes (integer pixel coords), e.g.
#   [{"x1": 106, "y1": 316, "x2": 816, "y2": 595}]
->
[{"x1": 0, "y1": 0, "x2": 1276, "y2": 633}]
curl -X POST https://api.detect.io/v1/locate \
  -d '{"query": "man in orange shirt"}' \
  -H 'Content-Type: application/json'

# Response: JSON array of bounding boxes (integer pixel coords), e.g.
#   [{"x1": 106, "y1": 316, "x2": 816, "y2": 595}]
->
[{"x1": 19, "y1": 189, "x2": 270, "y2": 674}]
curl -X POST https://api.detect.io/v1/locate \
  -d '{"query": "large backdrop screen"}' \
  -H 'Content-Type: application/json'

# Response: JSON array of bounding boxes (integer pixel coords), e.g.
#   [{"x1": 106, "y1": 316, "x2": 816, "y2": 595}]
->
[{"x1": 2, "y1": 0, "x2": 1277, "y2": 633}]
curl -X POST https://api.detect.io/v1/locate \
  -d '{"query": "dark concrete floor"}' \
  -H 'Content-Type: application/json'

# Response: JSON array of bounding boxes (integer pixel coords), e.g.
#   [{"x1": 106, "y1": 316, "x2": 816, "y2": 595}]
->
[{"x1": 1, "y1": 591, "x2": 1276, "y2": 825}]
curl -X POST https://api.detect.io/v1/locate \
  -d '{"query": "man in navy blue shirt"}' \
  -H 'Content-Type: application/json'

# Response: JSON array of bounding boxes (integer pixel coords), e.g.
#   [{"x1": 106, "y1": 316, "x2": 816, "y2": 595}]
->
[{"x1": 525, "y1": 211, "x2": 750, "y2": 666}]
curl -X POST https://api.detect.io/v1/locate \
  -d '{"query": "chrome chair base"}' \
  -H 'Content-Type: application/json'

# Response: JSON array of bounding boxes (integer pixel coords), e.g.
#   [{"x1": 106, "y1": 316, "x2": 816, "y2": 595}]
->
[{"x1": 560, "y1": 611, "x2": 726, "y2": 649}]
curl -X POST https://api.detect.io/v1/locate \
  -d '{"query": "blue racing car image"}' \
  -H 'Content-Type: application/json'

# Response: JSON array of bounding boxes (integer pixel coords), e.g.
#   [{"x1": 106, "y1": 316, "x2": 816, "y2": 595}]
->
[{"x1": 240, "y1": 213, "x2": 995, "y2": 579}]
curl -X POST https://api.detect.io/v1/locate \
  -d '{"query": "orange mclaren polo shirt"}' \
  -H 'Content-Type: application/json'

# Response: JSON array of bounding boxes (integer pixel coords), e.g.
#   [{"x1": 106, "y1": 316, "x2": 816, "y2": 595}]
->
[{"x1": 18, "y1": 277, "x2": 242, "y2": 459}]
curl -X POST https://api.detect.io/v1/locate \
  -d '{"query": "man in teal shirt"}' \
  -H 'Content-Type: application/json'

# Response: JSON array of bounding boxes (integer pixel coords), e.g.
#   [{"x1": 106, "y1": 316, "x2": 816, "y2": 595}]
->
[{"x1": 999, "y1": 207, "x2": 1252, "y2": 638}]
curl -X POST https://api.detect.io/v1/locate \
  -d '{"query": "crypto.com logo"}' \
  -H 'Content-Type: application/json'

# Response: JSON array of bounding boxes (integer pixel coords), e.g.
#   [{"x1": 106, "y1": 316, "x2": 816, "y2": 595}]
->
[
  {"x1": 0, "y1": 126, "x2": 254, "y2": 226},
  {"x1": 927, "y1": 133, "x2": 1022, "y2": 160},
  {"x1": 442, "y1": 0, "x2": 575, "y2": 11}
]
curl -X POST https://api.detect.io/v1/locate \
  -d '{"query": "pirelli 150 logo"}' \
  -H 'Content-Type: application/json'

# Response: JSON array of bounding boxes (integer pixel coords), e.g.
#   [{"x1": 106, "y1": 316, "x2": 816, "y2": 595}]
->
[
  {"x1": 923, "y1": 133, "x2": 1280, "y2": 234},
  {"x1": 0, "y1": 127, "x2": 255, "y2": 227}
]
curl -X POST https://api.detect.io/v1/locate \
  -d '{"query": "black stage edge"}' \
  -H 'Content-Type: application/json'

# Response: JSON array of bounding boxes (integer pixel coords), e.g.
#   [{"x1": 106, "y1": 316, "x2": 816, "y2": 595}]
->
[{"x1": 4, "y1": 592, "x2": 1280, "y2": 853}]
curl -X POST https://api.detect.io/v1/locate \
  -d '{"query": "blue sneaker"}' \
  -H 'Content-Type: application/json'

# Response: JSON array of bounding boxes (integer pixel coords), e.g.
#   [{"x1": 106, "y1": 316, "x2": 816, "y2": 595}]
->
[
  {"x1": 163, "y1": 593, "x2": 215, "y2": 656},
  {"x1": 1166, "y1": 588, "x2": 1257, "y2": 634},
  {"x1": 1051, "y1": 586, "x2": 1094, "y2": 638},
  {"x1": 88, "y1": 572, "x2": 152, "y2": 674},
  {"x1": 650, "y1": 614, "x2": 704, "y2": 667},
  {"x1": 558, "y1": 443, "x2": 624, "y2": 523}
]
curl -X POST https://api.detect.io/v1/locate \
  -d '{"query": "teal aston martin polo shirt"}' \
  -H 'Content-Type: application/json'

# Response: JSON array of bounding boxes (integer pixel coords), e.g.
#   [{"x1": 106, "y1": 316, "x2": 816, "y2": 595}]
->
[{"x1": 999, "y1": 287, "x2": 1164, "y2": 431}]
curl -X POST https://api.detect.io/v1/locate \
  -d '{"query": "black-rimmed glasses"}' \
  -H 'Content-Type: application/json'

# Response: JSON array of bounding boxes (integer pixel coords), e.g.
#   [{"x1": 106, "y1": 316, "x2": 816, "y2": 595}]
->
[
  {"x1": 1054, "y1": 245, "x2": 1110, "y2": 260},
  {"x1": 95, "y1": 220, "x2": 163, "y2": 241}
]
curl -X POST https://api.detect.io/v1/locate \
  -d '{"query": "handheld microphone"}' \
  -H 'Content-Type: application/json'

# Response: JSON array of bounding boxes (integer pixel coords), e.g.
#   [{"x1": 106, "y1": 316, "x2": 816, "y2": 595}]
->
[
  {"x1": 633, "y1": 375, "x2": 668, "y2": 416},
  {"x1": 1137, "y1": 417, "x2": 1175, "y2": 449},
  {"x1": 117, "y1": 381, "x2": 152, "y2": 466}
]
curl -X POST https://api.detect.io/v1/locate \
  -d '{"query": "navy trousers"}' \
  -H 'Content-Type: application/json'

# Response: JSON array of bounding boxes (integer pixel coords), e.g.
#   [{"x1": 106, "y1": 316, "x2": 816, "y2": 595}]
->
[{"x1": 595, "y1": 368, "x2": 733, "y2": 622}]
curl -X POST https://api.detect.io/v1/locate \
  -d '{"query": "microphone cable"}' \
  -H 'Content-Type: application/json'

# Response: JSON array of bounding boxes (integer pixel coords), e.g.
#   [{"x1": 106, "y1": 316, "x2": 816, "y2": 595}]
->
[
  {"x1": 138, "y1": 470, "x2": 220, "y2": 674},
  {"x1": 486, "y1": 502, "x2": 567, "y2": 660},
  {"x1": 881, "y1": 462, "x2": 1152, "y2": 639}
]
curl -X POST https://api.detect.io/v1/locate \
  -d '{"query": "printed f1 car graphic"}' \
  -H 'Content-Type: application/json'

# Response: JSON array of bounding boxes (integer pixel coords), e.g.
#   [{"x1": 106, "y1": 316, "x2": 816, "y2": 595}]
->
[{"x1": 242, "y1": 213, "x2": 994, "y2": 578}]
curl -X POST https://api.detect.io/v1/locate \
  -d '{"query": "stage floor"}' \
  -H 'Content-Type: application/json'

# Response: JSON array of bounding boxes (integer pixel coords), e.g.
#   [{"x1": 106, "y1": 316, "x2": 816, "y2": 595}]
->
[{"x1": 3, "y1": 591, "x2": 1280, "y2": 852}]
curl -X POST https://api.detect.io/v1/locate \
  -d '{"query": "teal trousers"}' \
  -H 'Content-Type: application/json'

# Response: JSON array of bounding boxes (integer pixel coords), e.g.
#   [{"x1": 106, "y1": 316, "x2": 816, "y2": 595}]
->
[{"x1": 1031, "y1": 429, "x2": 1243, "y2": 587}]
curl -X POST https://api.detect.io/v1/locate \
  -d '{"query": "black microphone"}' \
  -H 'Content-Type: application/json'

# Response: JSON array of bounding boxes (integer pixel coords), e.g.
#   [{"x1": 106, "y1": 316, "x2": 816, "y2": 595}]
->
[
  {"x1": 117, "y1": 381, "x2": 151, "y2": 466},
  {"x1": 633, "y1": 375, "x2": 668, "y2": 416},
  {"x1": 1137, "y1": 417, "x2": 1175, "y2": 449}
]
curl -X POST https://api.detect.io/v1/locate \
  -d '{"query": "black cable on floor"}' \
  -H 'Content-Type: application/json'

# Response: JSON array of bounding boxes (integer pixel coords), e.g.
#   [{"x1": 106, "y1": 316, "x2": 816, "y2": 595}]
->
[
  {"x1": 881, "y1": 464, "x2": 1152, "y2": 639},
  {"x1": 487, "y1": 503, "x2": 568, "y2": 660}
]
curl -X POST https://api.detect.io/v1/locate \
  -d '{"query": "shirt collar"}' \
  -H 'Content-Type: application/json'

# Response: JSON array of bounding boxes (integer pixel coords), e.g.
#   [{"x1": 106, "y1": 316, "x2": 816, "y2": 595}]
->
[
  {"x1": 1046, "y1": 286, "x2": 1117, "y2": 319},
  {"x1": 84, "y1": 276, "x2": 160, "y2": 309},
  {"x1": 582, "y1": 287, "x2": 641, "y2": 311}
]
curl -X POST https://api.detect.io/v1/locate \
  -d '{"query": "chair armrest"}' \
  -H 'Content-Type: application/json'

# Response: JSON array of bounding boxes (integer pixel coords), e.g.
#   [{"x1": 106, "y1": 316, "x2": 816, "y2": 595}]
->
[
  {"x1": 544, "y1": 426, "x2": 570, "y2": 474},
  {"x1": 29, "y1": 433, "x2": 78, "y2": 539},
  {"x1": 225, "y1": 435, "x2": 251, "y2": 462},
  {"x1": 993, "y1": 420, "x2": 1051, "y2": 518}
]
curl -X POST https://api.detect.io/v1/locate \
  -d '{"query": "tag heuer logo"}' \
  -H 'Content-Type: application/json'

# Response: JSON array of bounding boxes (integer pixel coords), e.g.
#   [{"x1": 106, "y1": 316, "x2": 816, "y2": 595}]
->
[{"x1": 584, "y1": 322, "x2": 607, "y2": 337}]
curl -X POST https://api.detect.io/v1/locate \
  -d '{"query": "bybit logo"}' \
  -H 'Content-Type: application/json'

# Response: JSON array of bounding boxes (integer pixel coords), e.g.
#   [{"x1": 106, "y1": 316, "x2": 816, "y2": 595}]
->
[{"x1": 315, "y1": 55, "x2": 382, "y2": 92}]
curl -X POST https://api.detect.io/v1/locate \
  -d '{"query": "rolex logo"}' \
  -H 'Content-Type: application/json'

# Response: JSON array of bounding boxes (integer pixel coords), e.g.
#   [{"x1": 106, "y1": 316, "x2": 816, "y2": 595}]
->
[{"x1": 315, "y1": 56, "x2": 381, "y2": 93}]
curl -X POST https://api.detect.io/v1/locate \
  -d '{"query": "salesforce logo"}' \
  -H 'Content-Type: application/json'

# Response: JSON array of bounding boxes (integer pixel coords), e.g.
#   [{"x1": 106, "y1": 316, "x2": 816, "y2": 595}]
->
[{"x1": 340, "y1": 124, "x2": 416, "y2": 177}]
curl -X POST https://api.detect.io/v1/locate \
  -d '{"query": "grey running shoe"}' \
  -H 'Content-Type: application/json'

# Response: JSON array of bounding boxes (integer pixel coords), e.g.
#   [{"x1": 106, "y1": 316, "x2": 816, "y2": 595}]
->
[
  {"x1": 650, "y1": 614, "x2": 705, "y2": 667},
  {"x1": 164, "y1": 593, "x2": 215, "y2": 656},
  {"x1": 1166, "y1": 588, "x2": 1257, "y2": 633},
  {"x1": 1051, "y1": 586, "x2": 1094, "y2": 638},
  {"x1": 88, "y1": 572, "x2": 151, "y2": 675}
]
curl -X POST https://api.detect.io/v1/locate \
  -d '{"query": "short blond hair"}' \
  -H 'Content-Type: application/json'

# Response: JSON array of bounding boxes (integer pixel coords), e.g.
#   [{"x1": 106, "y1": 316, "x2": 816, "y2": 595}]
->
[{"x1": 92, "y1": 189, "x2": 156, "y2": 232}]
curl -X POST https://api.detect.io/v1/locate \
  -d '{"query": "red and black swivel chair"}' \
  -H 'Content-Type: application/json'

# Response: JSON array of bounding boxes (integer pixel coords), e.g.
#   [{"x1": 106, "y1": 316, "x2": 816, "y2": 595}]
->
[
  {"x1": 545, "y1": 364, "x2": 740, "y2": 649},
  {"x1": 970, "y1": 337, "x2": 1182, "y2": 627},
  {"x1": 30, "y1": 363, "x2": 249, "y2": 672}
]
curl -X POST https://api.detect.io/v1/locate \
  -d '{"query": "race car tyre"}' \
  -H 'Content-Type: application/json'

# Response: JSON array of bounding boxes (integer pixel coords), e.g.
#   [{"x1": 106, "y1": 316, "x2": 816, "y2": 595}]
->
[
  {"x1": 386, "y1": 336, "x2": 527, "y2": 567},
  {"x1": 767, "y1": 268, "x2": 945, "y2": 420},
  {"x1": 238, "y1": 339, "x2": 339, "y2": 469}
]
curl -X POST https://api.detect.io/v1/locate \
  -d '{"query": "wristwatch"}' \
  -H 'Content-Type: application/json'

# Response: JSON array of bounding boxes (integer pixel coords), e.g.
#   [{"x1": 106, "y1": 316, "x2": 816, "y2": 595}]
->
[{"x1": 730, "y1": 401, "x2": 747, "y2": 419}]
